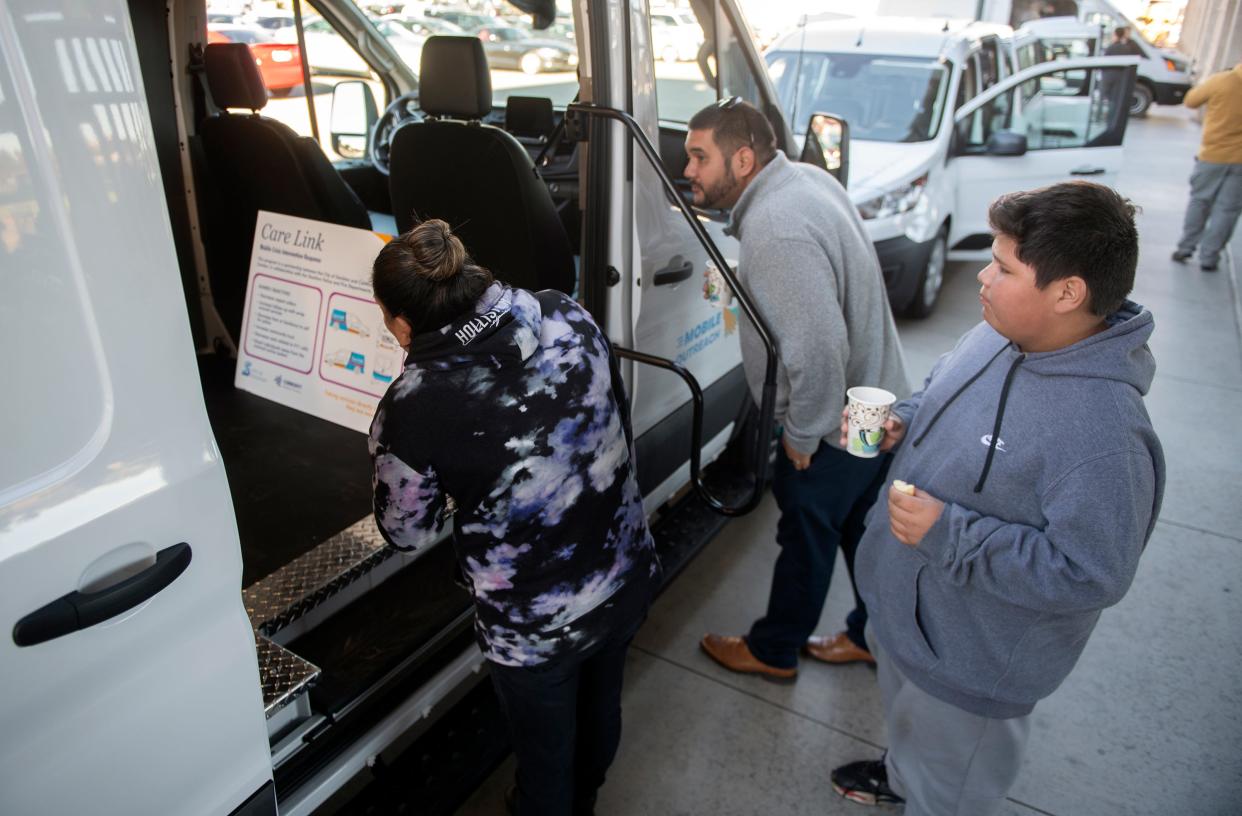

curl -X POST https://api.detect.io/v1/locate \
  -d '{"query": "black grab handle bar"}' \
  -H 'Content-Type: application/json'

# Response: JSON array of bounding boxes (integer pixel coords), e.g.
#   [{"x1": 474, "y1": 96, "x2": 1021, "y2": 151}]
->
[{"x1": 567, "y1": 103, "x2": 778, "y2": 517}]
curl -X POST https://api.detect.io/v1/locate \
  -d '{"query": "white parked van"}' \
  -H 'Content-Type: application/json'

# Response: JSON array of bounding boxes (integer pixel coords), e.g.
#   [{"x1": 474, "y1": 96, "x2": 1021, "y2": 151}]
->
[
  {"x1": 1010, "y1": 15, "x2": 1192, "y2": 117},
  {"x1": 0, "y1": 0, "x2": 806, "y2": 814},
  {"x1": 765, "y1": 16, "x2": 1140, "y2": 317}
]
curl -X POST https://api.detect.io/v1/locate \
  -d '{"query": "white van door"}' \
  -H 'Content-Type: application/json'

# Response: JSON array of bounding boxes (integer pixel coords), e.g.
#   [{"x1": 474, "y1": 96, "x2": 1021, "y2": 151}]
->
[
  {"x1": 0, "y1": 4, "x2": 272, "y2": 814},
  {"x1": 626, "y1": 0, "x2": 791, "y2": 504},
  {"x1": 949, "y1": 57, "x2": 1139, "y2": 255}
]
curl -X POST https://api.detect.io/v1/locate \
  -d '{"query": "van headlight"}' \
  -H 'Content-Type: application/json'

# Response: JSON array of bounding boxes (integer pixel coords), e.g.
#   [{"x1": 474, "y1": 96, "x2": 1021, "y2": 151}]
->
[
  {"x1": 537, "y1": 47, "x2": 562, "y2": 59},
  {"x1": 857, "y1": 174, "x2": 928, "y2": 220}
]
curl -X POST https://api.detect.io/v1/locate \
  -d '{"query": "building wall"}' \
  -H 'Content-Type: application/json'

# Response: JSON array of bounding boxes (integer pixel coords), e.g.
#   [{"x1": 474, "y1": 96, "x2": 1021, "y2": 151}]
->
[{"x1": 1180, "y1": 0, "x2": 1242, "y2": 77}]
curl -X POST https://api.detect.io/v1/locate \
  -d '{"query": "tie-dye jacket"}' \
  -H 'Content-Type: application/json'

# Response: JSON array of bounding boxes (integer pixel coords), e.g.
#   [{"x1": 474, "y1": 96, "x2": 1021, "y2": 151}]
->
[{"x1": 369, "y1": 282, "x2": 660, "y2": 666}]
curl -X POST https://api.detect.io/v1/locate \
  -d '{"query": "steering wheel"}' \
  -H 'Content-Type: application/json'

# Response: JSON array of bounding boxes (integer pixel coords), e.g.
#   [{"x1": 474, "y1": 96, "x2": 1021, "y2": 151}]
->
[{"x1": 370, "y1": 90, "x2": 423, "y2": 177}]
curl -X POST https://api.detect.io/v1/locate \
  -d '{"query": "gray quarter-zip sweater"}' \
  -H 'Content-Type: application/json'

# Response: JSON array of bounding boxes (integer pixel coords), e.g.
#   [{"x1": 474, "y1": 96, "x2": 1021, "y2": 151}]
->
[
  {"x1": 725, "y1": 152, "x2": 909, "y2": 453},
  {"x1": 857, "y1": 303, "x2": 1165, "y2": 718}
]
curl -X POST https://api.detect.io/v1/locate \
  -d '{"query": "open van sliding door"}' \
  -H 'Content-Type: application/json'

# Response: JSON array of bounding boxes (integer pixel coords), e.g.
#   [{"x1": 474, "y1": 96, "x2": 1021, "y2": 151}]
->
[
  {"x1": 949, "y1": 56, "x2": 1138, "y2": 257},
  {"x1": 0, "y1": 2, "x2": 272, "y2": 814},
  {"x1": 623, "y1": 0, "x2": 792, "y2": 509}
]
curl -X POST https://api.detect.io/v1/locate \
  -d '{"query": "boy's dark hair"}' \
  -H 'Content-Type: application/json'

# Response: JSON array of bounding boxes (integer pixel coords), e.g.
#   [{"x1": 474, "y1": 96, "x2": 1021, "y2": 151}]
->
[
  {"x1": 988, "y1": 181, "x2": 1138, "y2": 316},
  {"x1": 688, "y1": 98, "x2": 778, "y2": 166},
  {"x1": 372, "y1": 219, "x2": 494, "y2": 335}
]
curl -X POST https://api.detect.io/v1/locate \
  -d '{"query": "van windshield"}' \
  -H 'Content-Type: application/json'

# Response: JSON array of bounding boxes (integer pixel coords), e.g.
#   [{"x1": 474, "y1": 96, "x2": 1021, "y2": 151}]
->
[{"x1": 766, "y1": 51, "x2": 950, "y2": 143}]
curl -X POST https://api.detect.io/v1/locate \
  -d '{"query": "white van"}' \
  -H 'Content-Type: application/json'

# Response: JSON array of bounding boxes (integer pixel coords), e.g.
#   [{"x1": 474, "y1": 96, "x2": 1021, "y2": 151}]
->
[
  {"x1": 1010, "y1": 15, "x2": 1192, "y2": 117},
  {"x1": 765, "y1": 16, "x2": 1139, "y2": 317},
  {"x1": 0, "y1": 1, "x2": 809, "y2": 814}
]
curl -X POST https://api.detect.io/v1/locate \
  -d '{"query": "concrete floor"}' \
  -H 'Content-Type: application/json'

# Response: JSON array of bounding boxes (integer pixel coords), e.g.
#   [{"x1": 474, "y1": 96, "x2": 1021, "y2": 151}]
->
[{"x1": 457, "y1": 105, "x2": 1242, "y2": 816}]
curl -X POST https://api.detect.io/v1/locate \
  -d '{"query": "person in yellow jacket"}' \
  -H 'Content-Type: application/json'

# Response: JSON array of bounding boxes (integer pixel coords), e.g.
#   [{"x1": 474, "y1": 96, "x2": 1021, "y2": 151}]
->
[{"x1": 1173, "y1": 62, "x2": 1242, "y2": 272}]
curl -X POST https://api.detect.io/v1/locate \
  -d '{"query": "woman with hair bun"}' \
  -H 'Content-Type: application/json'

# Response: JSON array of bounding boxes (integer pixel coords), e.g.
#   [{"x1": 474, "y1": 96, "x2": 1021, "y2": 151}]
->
[{"x1": 369, "y1": 219, "x2": 659, "y2": 815}]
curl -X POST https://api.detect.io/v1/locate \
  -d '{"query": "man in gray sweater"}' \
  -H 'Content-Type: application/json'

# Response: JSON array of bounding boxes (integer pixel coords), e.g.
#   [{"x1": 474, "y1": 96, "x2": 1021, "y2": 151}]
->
[{"x1": 688, "y1": 99, "x2": 909, "y2": 678}]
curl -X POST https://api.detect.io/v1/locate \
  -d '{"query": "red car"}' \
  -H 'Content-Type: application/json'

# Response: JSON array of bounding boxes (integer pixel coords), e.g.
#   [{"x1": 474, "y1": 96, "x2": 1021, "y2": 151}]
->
[{"x1": 207, "y1": 25, "x2": 303, "y2": 96}]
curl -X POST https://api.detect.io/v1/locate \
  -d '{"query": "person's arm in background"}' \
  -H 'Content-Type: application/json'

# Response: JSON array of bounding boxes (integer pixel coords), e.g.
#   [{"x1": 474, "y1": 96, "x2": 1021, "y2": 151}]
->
[
  {"x1": 745, "y1": 235, "x2": 849, "y2": 463},
  {"x1": 1184, "y1": 71, "x2": 1221, "y2": 109}
]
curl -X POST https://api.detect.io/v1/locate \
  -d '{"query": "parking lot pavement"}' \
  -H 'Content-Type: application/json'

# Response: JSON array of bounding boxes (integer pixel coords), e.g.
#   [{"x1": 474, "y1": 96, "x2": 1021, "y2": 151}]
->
[{"x1": 456, "y1": 106, "x2": 1242, "y2": 815}]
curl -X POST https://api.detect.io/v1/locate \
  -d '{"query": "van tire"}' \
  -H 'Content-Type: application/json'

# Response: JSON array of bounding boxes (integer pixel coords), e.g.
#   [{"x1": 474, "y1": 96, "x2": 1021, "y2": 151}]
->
[
  {"x1": 903, "y1": 228, "x2": 947, "y2": 319},
  {"x1": 1129, "y1": 82, "x2": 1154, "y2": 118}
]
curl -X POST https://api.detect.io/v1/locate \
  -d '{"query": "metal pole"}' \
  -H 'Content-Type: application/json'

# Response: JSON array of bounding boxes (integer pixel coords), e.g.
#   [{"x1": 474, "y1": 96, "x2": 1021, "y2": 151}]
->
[{"x1": 292, "y1": 0, "x2": 319, "y2": 143}]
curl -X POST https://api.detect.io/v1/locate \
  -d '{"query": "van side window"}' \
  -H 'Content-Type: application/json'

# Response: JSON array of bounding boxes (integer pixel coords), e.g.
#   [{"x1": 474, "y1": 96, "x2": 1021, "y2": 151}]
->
[
  {"x1": 0, "y1": 44, "x2": 110, "y2": 502},
  {"x1": 955, "y1": 55, "x2": 979, "y2": 111},
  {"x1": 956, "y1": 66, "x2": 1129, "y2": 153},
  {"x1": 978, "y1": 41, "x2": 1000, "y2": 89},
  {"x1": 651, "y1": 1, "x2": 715, "y2": 122},
  {"x1": 207, "y1": 3, "x2": 385, "y2": 161}
]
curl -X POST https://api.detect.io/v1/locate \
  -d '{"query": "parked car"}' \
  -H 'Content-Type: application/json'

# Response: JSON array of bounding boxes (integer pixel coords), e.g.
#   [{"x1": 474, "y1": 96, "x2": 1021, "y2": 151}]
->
[
  {"x1": 299, "y1": 16, "x2": 424, "y2": 78},
  {"x1": 1010, "y1": 15, "x2": 1191, "y2": 117},
  {"x1": 765, "y1": 16, "x2": 1139, "y2": 317},
  {"x1": 650, "y1": 10, "x2": 702, "y2": 64},
  {"x1": 424, "y1": 8, "x2": 504, "y2": 34},
  {"x1": 480, "y1": 26, "x2": 578, "y2": 74},
  {"x1": 207, "y1": 25, "x2": 304, "y2": 96},
  {"x1": 378, "y1": 13, "x2": 467, "y2": 39}
]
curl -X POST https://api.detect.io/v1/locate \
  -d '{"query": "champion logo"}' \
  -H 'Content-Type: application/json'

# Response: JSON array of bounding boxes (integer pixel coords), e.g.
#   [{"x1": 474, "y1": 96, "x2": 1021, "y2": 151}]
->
[{"x1": 981, "y1": 434, "x2": 1008, "y2": 453}]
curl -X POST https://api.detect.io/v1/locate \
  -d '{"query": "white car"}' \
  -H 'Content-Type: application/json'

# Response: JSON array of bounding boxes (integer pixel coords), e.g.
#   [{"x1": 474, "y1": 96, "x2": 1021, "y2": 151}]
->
[
  {"x1": 650, "y1": 10, "x2": 702, "y2": 64},
  {"x1": 766, "y1": 16, "x2": 1139, "y2": 317}
]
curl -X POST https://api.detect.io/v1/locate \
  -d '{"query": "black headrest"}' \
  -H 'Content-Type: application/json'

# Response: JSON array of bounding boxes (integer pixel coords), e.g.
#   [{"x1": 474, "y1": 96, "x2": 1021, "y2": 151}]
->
[
  {"x1": 419, "y1": 37, "x2": 491, "y2": 120},
  {"x1": 505, "y1": 96, "x2": 554, "y2": 141},
  {"x1": 205, "y1": 43, "x2": 268, "y2": 111}
]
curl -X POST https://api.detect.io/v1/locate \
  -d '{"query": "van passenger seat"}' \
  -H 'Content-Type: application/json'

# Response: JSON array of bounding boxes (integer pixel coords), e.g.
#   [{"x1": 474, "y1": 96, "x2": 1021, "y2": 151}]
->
[{"x1": 196, "y1": 43, "x2": 371, "y2": 343}]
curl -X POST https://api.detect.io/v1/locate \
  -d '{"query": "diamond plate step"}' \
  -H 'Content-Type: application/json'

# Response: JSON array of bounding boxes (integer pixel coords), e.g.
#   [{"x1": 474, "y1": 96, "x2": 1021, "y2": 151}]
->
[{"x1": 243, "y1": 515, "x2": 395, "y2": 717}]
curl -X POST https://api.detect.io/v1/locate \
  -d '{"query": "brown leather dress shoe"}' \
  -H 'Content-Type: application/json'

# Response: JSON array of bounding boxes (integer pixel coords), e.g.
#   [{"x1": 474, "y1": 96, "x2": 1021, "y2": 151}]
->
[
  {"x1": 700, "y1": 634, "x2": 796, "y2": 679},
  {"x1": 803, "y1": 631, "x2": 875, "y2": 665}
]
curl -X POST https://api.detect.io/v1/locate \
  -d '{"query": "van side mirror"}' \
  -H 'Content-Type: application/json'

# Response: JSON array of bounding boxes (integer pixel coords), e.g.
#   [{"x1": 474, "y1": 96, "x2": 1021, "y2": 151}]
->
[
  {"x1": 330, "y1": 81, "x2": 378, "y2": 159},
  {"x1": 802, "y1": 112, "x2": 850, "y2": 188},
  {"x1": 986, "y1": 131, "x2": 1027, "y2": 156}
]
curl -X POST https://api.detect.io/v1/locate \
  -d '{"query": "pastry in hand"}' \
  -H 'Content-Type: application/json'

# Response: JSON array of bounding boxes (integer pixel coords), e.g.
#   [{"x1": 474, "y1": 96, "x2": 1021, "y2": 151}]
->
[{"x1": 892, "y1": 479, "x2": 916, "y2": 496}]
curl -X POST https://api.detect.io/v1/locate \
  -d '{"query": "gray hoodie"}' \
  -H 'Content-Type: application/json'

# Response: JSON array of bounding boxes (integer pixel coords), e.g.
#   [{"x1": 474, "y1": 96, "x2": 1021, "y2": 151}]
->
[
  {"x1": 857, "y1": 302, "x2": 1165, "y2": 718},
  {"x1": 726, "y1": 152, "x2": 909, "y2": 454}
]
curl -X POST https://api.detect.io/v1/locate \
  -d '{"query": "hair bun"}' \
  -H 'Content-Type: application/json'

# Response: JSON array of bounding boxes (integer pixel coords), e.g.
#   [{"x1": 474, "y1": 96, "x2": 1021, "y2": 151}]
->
[{"x1": 408, "y1": 218, "x2": 465, "y2": 281}]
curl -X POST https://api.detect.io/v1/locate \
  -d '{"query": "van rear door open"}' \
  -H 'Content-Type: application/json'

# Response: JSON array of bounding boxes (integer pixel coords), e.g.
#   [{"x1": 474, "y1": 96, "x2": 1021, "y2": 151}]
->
[{"x1": 0, "y1": 4, "x2": 271, "y2": 813}]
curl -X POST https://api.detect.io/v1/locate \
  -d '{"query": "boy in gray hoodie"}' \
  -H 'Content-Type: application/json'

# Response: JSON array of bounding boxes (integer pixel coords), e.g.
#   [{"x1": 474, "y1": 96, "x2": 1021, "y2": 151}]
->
[{"x1": 831, "y1": 182, "x2": 1165, "y2": 816}]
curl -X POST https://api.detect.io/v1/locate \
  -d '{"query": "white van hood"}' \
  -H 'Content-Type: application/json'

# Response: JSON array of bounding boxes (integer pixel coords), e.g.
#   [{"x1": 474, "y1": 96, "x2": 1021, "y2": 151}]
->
[{"x1": 846, "y1": 139, "x2": 938, "y2": 202}]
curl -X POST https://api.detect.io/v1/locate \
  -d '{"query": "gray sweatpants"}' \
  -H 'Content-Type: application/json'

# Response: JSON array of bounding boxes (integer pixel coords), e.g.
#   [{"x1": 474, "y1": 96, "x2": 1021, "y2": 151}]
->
[
  {"x1": 870, "y1": 629, "x2": 1031, "y2": 816},
  {"x1": 1176, "y1": 160, "x2": 1242, "y2": 266}
]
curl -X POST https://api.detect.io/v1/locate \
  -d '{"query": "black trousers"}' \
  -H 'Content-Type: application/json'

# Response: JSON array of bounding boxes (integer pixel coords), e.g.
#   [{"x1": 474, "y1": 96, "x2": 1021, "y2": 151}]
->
[
  {"x1": 489, "y1": 608, "x2": 646, "y2": 816},
  {"x1": 747, "y1": 443, "x2": 892, "y2": 668}
]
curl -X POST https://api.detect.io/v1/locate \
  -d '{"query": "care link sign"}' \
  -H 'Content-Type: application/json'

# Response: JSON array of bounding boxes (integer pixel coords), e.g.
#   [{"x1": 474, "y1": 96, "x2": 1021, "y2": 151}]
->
[{"x1": 234, "y1": 211, "x2": 397, "y2": 433}]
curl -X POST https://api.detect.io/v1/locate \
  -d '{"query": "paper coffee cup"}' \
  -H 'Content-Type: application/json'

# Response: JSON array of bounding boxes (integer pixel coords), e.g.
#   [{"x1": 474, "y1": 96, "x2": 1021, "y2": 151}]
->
[
  {"x1": 846, "y1": 386, "x2": 897, "y2": 458},
  {"x1": 703, "y1": 261, "x2": 734, "y2": 308}
]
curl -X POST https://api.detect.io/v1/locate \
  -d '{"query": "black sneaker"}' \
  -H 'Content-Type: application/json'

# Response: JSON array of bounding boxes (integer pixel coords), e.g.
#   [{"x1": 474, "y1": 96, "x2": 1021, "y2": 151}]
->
[
  {"x1": 1201, "y1": 262, "x2": 1219, "y2": 272},
  {"x1": 831, "y1": 759, "x2": 904, "y2": 806},
  {"x1": 1172, "y1": 250, "x2": 1192, "y2": 263}
]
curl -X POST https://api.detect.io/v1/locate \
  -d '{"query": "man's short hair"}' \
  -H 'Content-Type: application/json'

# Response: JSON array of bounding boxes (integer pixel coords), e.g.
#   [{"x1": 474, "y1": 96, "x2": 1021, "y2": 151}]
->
[
  {"x1": 1113, "y1": 25, "x2": 1129, "y2": 39},
  {"x1": 988, "y1": 181, "x2": 1138, "y2": 316},
  {"x1": 688, "y1": 98, "x2": 778, "y2": 166}
]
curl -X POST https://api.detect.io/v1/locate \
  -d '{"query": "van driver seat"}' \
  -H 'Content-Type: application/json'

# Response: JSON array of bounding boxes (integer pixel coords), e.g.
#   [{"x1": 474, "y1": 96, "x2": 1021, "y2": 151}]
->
[
  {"x1": 386, "y1": 37, "x2": 575, "y2": 295},
  {"x1": 197, "y1": 43, "x2": 371, "y2": 342}
]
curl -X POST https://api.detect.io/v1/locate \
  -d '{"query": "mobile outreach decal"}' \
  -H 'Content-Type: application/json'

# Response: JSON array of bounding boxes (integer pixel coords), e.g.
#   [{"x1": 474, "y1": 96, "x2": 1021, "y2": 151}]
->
[{"x1": 234, "y1": 211, "x2": 398, "y2": 433}]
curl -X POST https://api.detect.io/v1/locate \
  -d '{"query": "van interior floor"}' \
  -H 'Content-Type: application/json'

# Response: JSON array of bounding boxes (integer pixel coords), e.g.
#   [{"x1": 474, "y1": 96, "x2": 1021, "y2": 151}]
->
[{"x1": 198, "y1": 352, "x2": 375, "y2": 586}]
